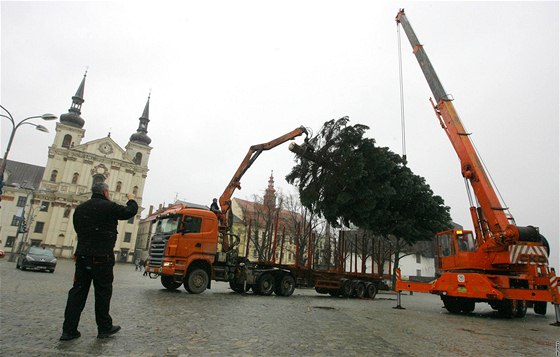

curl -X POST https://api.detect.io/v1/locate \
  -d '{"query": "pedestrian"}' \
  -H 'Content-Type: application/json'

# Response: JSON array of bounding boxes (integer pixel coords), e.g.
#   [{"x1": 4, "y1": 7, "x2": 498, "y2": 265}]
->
[
  {"x1": 143, "y1": 260, "x2": 149, "y2": 277},
  {"x1": 60, "y1": 182, "x2": 138, "y2": 341},
  {"x1": 135, "y1": 258, "x2": 140, "y2": 271}
]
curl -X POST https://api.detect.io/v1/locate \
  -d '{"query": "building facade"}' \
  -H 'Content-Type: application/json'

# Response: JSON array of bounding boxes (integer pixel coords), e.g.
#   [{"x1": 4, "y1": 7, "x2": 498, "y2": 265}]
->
[{"x1": 0, "y1": 74, "x2": 153, "y2": 262}]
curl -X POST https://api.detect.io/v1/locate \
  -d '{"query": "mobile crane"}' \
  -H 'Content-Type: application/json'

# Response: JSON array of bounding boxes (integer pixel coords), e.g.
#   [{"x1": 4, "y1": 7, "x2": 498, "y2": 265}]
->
[
  {"x1": 145, "y1": 126, "x2": 389, "y2": 297},
  {"x1": 394, "y1": 9, "x2": 559, "y2": 323}
]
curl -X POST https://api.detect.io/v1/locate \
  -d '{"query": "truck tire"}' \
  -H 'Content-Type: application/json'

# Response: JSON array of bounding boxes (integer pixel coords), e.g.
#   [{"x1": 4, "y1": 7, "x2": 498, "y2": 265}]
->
[
  {"x1": 161, "y1": 275, "x2": 182, "y2": 290},
  {"x1": 275, "y1": 274, "x2": 295, "y2": 297},
  {"x1": 365, "y1": 283, "x2": 378, "y2": 299},
  {"x1": 354, "y1": 282, "x2": 366, "y2": 298},
  {"x1": 534, "y1": 301, "x2": 547, "y2": 315},
  {"x1": 340, "y1": 280, "x2": 353, "y2": 298},
  {"x1": 254, "y1": 273, "x2": 275, "y2": 296},
  {"x1": 229, "y1": 281, "x2": 249, "y2": 293},
  {"x1": 185, "y1": 268, "x2": 208, "y2": 294}
]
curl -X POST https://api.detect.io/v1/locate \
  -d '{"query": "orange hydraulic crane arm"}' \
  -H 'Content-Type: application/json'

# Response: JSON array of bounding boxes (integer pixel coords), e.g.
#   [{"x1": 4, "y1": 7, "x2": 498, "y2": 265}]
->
[
  {"x1": 218, "y1": 126, "x2": 309, "y2": 223},
  {"x1": 395, "y1": 9, "x2": 520, "y2": 244}
]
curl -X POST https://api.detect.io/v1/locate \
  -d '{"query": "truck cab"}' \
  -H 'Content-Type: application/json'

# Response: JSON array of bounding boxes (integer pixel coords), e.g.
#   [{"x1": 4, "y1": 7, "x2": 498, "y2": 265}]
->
[{"x1": 146, "y1": 207, "x2": 220, "y2": 292}]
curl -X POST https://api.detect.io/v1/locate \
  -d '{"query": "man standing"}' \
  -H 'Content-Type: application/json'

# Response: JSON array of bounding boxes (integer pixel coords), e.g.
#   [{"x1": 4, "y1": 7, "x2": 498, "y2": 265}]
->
[{"x1": 60, "y1": 182, "x2": 138, "y2": 341}]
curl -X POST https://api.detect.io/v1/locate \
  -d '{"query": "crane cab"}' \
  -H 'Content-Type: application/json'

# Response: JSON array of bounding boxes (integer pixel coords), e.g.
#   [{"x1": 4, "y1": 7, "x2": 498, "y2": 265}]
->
[{"x1": 436, "y1": 230, "x2": 478, "y2": 272}]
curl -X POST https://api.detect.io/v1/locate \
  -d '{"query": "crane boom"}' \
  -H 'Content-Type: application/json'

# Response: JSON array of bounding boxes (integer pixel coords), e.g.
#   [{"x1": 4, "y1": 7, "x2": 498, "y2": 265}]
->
[
  {"x1": 395, "y1": 9, "x2": 524, "y2": 245},
  {"x1": 217, "y1": 126, "x2": 308, "y2": 250}
]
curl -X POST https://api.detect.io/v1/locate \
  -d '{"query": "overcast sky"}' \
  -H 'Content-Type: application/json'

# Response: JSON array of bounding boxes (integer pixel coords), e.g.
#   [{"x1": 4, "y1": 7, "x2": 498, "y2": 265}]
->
[{"x1": 1, "y1": 0, "x2": 558, "y2": 269}]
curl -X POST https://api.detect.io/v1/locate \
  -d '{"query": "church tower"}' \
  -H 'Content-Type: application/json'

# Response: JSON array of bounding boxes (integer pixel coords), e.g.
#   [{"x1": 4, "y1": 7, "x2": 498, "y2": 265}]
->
[
  {"x1": 263, "y1": 171, "x2": 276, "y2": 209},
  {"x1": 125, "y1": 94, "x2": 153, "y2": 200},
  {"x1": 53, "y1": 72, "x2": 87, "y2": 149}
]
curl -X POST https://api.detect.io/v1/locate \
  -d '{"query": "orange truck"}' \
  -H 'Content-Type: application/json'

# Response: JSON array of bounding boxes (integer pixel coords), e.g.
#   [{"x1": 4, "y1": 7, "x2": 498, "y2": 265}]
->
[
  {"x1": 145, "y1": 126, "x2": 390, "y2": 298},
  {"x1": 394, "y1": 9, "x2": 559, "y2": 324}
]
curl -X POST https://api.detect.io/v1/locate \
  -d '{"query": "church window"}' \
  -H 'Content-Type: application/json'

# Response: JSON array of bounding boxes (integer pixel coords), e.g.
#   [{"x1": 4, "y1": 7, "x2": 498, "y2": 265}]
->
[
  {"x1": 50, "y1": 170, "x2": 58, "y2": 182},
  {"x1": 132, "y1": 186, "x2": 138, "y2": 195},
  {"x1": 133, "y1": 152, "x2": 142, "y2": 165},
  {"x1": 116, "y1": 181, "x2": 122, "y2": 193},
  {"x1": 62, "y1": 134, "x2": 72, "y2": 148},
  {"x1": 72, "y1": 172, "x2": 79, "y2": 184}
]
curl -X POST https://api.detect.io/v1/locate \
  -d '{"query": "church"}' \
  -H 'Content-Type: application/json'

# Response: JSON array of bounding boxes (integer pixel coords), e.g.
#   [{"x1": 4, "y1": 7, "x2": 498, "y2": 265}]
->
[{"x1": 0, "y1": 73, "x2": 152, "y2": 262}]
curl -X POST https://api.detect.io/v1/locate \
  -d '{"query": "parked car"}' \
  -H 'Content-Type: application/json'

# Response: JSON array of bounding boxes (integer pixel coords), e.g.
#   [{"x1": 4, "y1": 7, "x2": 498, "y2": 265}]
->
[{"x1": 16, "y1": 246, "x2": 57, "y2": 273}]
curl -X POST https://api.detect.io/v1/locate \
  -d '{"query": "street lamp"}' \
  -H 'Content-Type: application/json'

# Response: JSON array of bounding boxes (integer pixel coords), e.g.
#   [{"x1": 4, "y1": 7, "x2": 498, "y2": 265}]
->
[{"x1": 0, "y1": 104, "x2": 57, "y2": 189}]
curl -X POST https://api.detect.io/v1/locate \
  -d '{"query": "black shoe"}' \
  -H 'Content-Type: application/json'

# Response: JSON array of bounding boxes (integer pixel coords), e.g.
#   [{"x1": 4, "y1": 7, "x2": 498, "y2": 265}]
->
[
  {"x1": 97, "y1": 325, "x2": 121, "y2": 339},
  {"x1": 60, "y1": 330, "x2": 81, "y2": 341}
]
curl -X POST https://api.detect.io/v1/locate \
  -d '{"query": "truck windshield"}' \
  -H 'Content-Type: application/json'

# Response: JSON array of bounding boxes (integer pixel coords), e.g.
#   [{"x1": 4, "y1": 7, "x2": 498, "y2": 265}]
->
[{"x1": 155, "y1": 216, "x2": 180, "y2": 235}]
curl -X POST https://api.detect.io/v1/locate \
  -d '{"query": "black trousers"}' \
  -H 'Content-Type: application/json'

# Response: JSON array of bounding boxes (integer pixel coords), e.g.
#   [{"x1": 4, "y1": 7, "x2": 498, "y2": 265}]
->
[{"x1": 62, "y1": 255, "x2": 115, "y2": 333}]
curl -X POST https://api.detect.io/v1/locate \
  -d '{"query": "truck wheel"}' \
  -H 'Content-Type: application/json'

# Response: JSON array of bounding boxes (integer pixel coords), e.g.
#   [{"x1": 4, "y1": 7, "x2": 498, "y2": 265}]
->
[
  {"x1": 255, "y1": 273, "x2": 275, "y2": 296},
  {"x1": 341, "y1": 280, "x2": 353, "y2": 298},
  {"x1": 515, "y1": 300, "x2": 527, "y2": 318},
  {"x1": 275, "y1": 274, "x2": 295, "y2": 297},
  {"x1": 533, "y1": 301, "x2": 547, "y2": 315},
  {"x1": 229, "y1": 281, "x2": 250, "y2": 293},
  {"x1": 185, "y1": 268, "x2": 208, "y2": 294},
  {"x1": 354, "y1": 282, "x2": 366, "y2": 298},
  {"x1": 365, "y1": 283, "x2": 378, "y2": 299},
  {"x1": 161, "y1": 275, "x2": 182, "y2": 290}
]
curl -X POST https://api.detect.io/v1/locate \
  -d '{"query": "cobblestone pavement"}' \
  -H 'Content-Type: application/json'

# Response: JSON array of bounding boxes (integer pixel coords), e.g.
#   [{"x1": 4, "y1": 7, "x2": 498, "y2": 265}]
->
[{"x1": 1, "y1": 259, "x2": 558, "y2": 357}]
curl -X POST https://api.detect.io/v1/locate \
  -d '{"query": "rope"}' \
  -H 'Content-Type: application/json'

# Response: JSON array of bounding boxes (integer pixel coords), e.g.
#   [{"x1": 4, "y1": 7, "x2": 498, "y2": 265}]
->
[
  {"x1": 470, "y1": 137, "x2": 515, "y2": 224},
  {"x1": 397, "y1": 23, "x2": 407, "y2": 163}
]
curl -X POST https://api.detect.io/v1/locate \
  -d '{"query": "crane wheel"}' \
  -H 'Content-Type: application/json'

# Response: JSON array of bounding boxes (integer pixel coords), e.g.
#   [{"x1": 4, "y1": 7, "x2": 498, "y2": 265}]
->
[
  {"x1": 497, "y1": 300, "x2": 516, "y2": 318},
  {"x1": 442, "y1": 296, "x2": 462, "y2": 314},
  {"x1": 515, "y1": 300, "x2": 527, "y2": 318},
  {"x1": 460, "y1": 300, "x2": 475, "y2": 313},
  {"x1": 534, "y1": 301, "x2": 547, "y2": 315}
]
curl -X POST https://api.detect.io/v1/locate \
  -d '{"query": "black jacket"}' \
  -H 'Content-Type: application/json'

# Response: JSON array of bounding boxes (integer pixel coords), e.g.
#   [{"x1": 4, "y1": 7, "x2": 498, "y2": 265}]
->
[{"x1": 73, "y1": 193, "x2": 138, "y2": 256}]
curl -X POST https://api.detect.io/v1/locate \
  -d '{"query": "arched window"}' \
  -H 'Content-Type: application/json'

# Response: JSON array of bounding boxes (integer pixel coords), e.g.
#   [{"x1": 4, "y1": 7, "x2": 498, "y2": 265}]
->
[
  {"x1": 63, "y1": 206, "x2": 72, "y2": 218},
  {"x1": 50, "y1": 170, "x2": 58, "y2": 182},
  {"x1": 116, "y1": 181, "x2": 122, "y2": 193},
  {"x1": 72, "y1": 172, "x2": 79, "y2": 184},
  {"x1": 92, "y1": 174, "x2": 105, "y2": 185},
  {"x1": 133, "y1": 152, "x2": 143, "y2": 165},
  {"x1": 62, "y1": 134, "x2": 72, "y2": 148},
  {"x1": 133, "y1": 186, "x2": 138, "y2": 195}
]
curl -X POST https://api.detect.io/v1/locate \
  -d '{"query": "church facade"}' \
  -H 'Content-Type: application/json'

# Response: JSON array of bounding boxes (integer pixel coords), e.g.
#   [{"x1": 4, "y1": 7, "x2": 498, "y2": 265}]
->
[{"x1": 1, "y1": 74, "x2": 153, "y2": 262}]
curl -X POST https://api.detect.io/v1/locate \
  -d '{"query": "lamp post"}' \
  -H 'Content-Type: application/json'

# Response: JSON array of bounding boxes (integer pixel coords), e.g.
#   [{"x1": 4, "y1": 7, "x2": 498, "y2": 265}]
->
[{"x1": 0, "y1": 104, "x2": 57, "y2": 193}]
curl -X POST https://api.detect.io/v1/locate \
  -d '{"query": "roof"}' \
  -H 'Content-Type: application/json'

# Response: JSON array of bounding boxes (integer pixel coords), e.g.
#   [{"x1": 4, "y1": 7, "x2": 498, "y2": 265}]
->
[
  {"x1": 0, "y1": 159, "x2": 45, "y2": 190},
  {"x1": 233, "y1": 197, "x2": 303, "y2": 226}
]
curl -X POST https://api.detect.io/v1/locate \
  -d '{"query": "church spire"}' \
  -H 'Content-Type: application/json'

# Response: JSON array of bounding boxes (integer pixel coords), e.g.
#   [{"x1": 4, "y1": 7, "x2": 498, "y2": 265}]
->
[
  {"x1": 264, "y1": 170, "x2": 276, "y2": 208},
  {"x1": 59, "y1": 71, "x2": 86, "y2": 128},
  {"x1": 129, "y1": 93, "x2": 152, "y2": 146}
]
